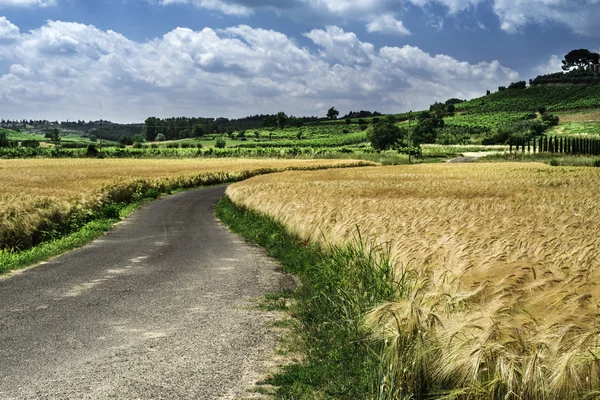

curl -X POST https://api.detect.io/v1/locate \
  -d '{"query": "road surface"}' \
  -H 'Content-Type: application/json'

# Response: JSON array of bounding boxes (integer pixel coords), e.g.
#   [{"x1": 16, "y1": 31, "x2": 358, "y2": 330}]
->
[{"x1": 0, "y1": 185, "x2": 294, "y2": 399}]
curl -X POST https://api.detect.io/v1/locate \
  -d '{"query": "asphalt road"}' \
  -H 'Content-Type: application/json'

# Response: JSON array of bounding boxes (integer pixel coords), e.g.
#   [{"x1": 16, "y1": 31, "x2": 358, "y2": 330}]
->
[{"x1": 0, "y1": 185, "x2": 295, "y2": 399}]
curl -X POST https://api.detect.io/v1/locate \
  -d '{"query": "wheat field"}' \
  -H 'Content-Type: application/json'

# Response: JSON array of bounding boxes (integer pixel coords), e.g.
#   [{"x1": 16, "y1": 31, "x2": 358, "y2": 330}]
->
[
  {"x1": 0, "y1": 158, "x2": 369, "y2": 250},
  {"x1": 227, "y1": 163, "x2": 600, "y2": 398}
]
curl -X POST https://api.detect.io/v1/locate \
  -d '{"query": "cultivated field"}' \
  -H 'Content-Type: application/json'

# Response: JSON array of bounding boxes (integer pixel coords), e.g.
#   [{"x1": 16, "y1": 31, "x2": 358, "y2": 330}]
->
[
  {"x1": 227, "y1": 163, "x2": 600, "y2": 398},
  {"x1": 0, "y1": 158, "x2": 370, "y2": 250}
]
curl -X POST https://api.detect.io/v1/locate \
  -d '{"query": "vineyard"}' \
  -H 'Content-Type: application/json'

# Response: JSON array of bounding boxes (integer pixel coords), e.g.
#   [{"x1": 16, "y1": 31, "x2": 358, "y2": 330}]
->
[
  {"x1": 455, "y1": 83, "x2": 600, "y2": 114},
  {"x1": 443, "y1": 112, "x2": 531, "y2": 129}
]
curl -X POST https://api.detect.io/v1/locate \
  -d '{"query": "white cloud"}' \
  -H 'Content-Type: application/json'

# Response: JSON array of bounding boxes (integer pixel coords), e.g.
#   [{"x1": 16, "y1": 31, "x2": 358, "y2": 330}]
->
[
  {"x1": 366, "y1": 14, "x2": 411, "y2": 36},
  {"x1": 159, "y1": 0, "x2": 252, "y2": 16},
  {"x1": 533, "y1": 54, "x2": 563, "y2": 75},
  {"x1": 0, "y1": 16, "x2": 20, "y2": 40},
  {"x1": 0, "y1": 19, "x2": 517, "y2": 122},
  {"x1": 0, "y1": 0, "x2": 55, "y2": 6},
  {"x1": 492, "y1": 0, "x2": 600, "y2": 36}
]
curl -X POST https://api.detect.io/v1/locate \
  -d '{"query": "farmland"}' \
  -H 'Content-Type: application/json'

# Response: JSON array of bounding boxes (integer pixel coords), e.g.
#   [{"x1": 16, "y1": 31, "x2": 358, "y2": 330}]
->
[
  {"x1": 0, "y1": 158, "x2": 371, "y2": 261},
  {"x1": 226, "y1": 163, "x2": 600, "y2": 399},
  {"x1": 455, "y1": 83, "x2": 600, "y2": 114}
]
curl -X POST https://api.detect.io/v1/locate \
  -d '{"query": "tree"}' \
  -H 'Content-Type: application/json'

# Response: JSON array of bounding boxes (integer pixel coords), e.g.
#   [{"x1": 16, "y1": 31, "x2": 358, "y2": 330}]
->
[
  {"x1": 367, "y1": 122, "x2": 406, "y2": 151},
  {"x1": 0, "y1": 132, "x2": 8, "y2": 147},
  {"x1": 46, "y1": 128, "x2": 61, "y2": 147},
  {"x1": 327, "y1": 107, "x2": 340, "y2": 120},
  {"x1": 562, "y1": 49, "x2": 600, "y2": 71},
  {"x1": 193, "y1": 124, "x2": 206, "y2": 138},
  {"x1": 144, "y1": 117, "x2": 159, "y2": 141},
  {"x1": 155, "y1": 133, "x2": 166, "y2": 141},
  {"x1": 276, "y1": 112, "x2": 287, "y2": 129}
]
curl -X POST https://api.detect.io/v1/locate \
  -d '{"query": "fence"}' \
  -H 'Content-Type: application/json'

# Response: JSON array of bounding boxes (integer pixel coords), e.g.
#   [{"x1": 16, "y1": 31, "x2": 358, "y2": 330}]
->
[{"x1": 509, "y1": 136, "x2": 600, "y2": 156}]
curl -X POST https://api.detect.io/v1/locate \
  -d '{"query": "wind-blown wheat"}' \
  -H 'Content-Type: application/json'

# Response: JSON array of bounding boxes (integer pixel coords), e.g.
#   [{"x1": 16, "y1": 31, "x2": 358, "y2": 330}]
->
[
  {"x1": 226, "y1": 162, "x2": 600, "y2": 398},
  {"x1": 0, "y1": 158, "x2": 368, "y2": 250}
]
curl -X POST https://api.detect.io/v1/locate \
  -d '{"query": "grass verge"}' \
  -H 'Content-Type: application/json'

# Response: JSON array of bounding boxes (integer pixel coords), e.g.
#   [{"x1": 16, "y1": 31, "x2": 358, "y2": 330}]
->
[
  {"x1": 216, "y1": 196, "x2": 405, "y2": 400},
  {"x1": 0, "y1": 196, "x2": 155, "y2": 275},
  {"x1": 476, "y1": 151, "x2": 600, "y2": 166}
]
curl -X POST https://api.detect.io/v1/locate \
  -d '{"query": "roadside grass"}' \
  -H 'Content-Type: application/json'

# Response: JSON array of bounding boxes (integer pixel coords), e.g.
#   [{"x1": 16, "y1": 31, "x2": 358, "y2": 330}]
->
[
  {"x1": 0, "y1": 196, "x2": 155, "y2": 275},
  {"x1": 476, "y1": 151, "x2": 600, "y2": 166},
  {"x1": 216, "y1": 196, "x2": 405, "y2": 400}
]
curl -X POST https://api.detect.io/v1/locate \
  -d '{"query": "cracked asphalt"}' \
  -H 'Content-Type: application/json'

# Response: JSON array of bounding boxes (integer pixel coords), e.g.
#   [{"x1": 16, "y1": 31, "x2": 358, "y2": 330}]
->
[{"x1": 0, "y1": 185, "x2": 295, "y2": 399}]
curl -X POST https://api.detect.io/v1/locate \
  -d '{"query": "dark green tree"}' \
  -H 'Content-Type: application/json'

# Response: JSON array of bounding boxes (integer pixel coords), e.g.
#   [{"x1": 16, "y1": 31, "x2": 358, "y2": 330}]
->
[
  {"x1": 193, "y1": 124, "x2": 206, "y2": 138},
  {"x1": 327, "y1": 107, "x2": 340, "y2": 120},
  {"x1": 367, "y1": 122, "x2": 406, "y2": 151},
  {"x1": 144, "y1": 117, "x2": 159, "y2": 141},
  {"x1": 562, "y1": 49, "x2": 600, "y2": 71},
  {"x1": 276, "y1": 112, "x2": 288, "y2": 129},
  {"x1": 46, "y1": 128, "x2": 61, "y2": 147},
  {"x1": 0, "y1": 132, "x2": 8, "y2": 147}
]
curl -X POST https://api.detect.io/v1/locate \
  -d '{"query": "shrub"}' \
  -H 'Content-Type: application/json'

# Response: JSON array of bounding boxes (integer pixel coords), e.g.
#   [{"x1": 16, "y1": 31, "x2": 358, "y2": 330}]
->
[
  {"x1": 21, "y1": 140, "x2": 40, "y2": 148},
  {"x1": 215, "y1": 138, "x2": 226, "y2": 148},
  {"x1": 155, "y1": 133, "x2": 166, "y2": 141},
  {"x1": 86, "y1": 144, "x2": 99, "y2": 157},
  {"x1": 132, "y1": 142, "x2": 143, "y2": 149},
  {"x1": 593, "y1": 159, "x2": 600, "y2": 167}
]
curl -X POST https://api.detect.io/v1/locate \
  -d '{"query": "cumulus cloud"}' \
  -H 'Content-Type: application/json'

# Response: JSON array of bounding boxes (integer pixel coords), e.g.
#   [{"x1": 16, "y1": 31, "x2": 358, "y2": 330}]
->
[
  {"x1": 366, "y1": 14, "x2": 411, "y2": 35},
  {"x1": 492, "y1": 0, "x2": 600, "y2": 36},
  {"x1": 533, "y1": 54, "x2": 563, "y2": 75},
  {"x1": 0, "y1": 19, "x2": 517, "y2": 121}
]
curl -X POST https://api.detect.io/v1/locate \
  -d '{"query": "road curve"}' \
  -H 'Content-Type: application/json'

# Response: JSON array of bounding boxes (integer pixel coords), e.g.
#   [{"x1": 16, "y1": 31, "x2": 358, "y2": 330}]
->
[{"x1": 0, "y1": 185, "x2": 295, "y2": 399}]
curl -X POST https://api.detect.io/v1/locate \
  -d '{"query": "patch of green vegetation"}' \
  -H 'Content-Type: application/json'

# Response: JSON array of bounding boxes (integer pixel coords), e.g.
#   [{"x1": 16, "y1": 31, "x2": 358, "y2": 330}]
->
[
  {"x1": 216, "y1": 196, "x2": 404, "y2": 400},
  {"x1": 0, "y1": 196, "x2": 156, "y2": 274},
  {"x1": 548, "y1": 121, "x2": 600, "y2": 137},
  {"x1": 455, "y1": 83, "x2": 600, "y2": 114},
  {"x1": 476, "y1": 152, "x2": 600, "y2": 167}
]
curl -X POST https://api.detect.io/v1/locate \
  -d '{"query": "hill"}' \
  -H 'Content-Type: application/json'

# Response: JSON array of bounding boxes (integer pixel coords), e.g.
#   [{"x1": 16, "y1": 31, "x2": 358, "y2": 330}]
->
[{"x1": 455, "y1": 82, "x2": 600, "y2": 114}]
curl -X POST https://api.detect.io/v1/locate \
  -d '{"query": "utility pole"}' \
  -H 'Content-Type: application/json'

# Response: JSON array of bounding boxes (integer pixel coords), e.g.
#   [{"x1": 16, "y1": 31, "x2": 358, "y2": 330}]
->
[
  {"x1": 407, "y1": 111, "x2": 412, "y2": 164},
  {"x1": 99, "y1": 119, "x2": 103, "y2": 152}
]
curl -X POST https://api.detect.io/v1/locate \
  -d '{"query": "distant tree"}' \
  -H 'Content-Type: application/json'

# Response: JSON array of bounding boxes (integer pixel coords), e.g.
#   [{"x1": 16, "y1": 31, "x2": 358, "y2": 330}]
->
[
  {"x1": 562, "y1": 49, "x2": 600, "y2": 71},
  {"x1": 276, "y1": 112, "x2": 288, "y2": 129},
  {"x1": 88, "y1": 134, "x2": 97, "y2": 142},
  {"x1": 215, "y1": 138, "x2": 227, "y2": 148},
  {"x1": 46, "y1": 128, "x2": 61, "y2": 147},
  {"x1": 119, "y1": 136, "x2": 133, "y2": 145},
  {"x1": 144, "y1": 117, "x2": 159, "y2": 141},
  {"x1": 486, "y1": 90, "x2": 491, "y2": 95},
  {"x1": 508, "y1": 81, "x2": 527, "y2": 90},
  {"x1": 192, "y1": 124, "x2": 206, "y2": 138},
  {"x1": 367, "y1": 122, "x2": 406, "y2": 151},
  {"x1": 327, "y1": 107, "x2": 340, "y2": 120},
  {"x1": 155, "y1": 133, "x2": 166, "y2": 141},
  {"x1": 0, "y1": 132, "x2": 8, "y2": 147},
  {"x1": 132, "y1": 134, "x2": 145, "y2": 143}
]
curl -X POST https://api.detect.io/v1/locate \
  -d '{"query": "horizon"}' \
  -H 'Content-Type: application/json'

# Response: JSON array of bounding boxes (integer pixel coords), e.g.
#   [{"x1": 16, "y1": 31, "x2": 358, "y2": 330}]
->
[{"x1": 0, "y1": 0, "x2": 598, "y2": 123}]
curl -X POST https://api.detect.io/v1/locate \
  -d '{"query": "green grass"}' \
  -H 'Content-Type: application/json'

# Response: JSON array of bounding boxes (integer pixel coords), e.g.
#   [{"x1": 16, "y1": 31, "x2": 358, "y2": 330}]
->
[
  {"x1": 216, "y1": 196, "x2": 405, "y2": 400},
  {"x1": 0, "y1": 196, "x2": 155, "y2": 274},
  {"x1": 476, "y1": 152, "x2": 600, "y2": 166},
  {"x1": 548, "y1": 121, "x2": 600, "y2": 137}
]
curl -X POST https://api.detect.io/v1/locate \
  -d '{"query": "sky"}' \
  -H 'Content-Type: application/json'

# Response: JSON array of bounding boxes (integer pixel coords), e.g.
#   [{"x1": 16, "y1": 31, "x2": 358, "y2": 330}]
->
[{"x1": 0, "y1": 0, "x2": 598, "y2": 123}]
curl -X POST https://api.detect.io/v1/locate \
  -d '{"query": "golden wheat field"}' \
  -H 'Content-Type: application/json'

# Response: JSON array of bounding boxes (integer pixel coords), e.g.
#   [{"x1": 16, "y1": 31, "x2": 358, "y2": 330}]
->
[
  {"x1": 227, "y1": 163, "x2": 600, "y2": 398},
  {"x1": 0, "y1": 158, "x2": 369, "y2": 250}
]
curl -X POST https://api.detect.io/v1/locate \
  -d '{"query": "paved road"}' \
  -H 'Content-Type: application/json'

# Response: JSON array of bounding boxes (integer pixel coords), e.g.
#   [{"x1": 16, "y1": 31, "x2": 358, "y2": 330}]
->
[{"x1": 0, "y1": 185, "x2": 295, "y2": 399}]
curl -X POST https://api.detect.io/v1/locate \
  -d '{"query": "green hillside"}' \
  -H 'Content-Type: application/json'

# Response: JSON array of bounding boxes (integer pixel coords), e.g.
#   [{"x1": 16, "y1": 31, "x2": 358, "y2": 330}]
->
[{"x1": 455, "y1": 83, "x2": 600, "y2": 114}]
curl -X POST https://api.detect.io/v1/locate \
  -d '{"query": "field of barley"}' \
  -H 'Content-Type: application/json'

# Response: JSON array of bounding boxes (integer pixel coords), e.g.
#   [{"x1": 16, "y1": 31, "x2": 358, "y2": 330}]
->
[
  {"x1": 227, "y1": 163, "x2": 600, "y2": 399},
  {"x1": 0, "y1": 158, "x2": 370, "y2": 251}
]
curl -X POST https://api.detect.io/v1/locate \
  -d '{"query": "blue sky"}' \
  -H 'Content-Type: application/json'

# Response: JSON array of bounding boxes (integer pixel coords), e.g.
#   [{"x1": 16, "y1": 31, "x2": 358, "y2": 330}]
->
[{"x1": 0, "y1": 0, "x2": 598, "y2": 122}]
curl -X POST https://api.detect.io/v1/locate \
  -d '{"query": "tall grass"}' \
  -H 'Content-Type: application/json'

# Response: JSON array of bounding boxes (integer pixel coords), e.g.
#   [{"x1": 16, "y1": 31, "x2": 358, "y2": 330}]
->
[
  {"x1": 226, "y1": 163, "x2": 600, "y2": 399},
  {"x1": 216, "y1": 197, "x2": 405, "y2": 399}
]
